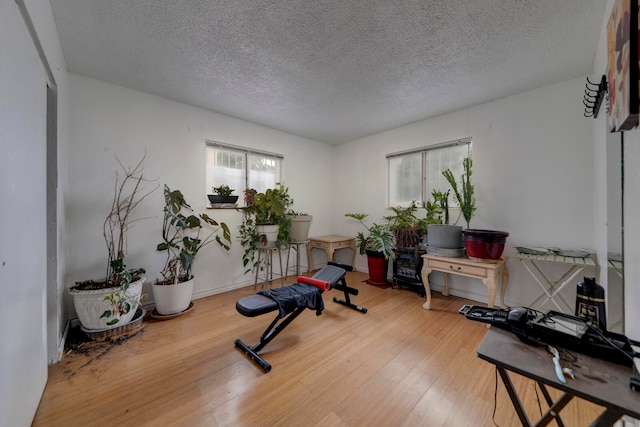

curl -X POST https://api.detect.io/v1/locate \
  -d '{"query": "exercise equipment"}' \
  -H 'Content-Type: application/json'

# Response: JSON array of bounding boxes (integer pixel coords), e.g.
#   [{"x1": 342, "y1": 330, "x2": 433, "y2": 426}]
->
[{"x1": 234, "y1": 262, "x2": 366, "y2": 372}]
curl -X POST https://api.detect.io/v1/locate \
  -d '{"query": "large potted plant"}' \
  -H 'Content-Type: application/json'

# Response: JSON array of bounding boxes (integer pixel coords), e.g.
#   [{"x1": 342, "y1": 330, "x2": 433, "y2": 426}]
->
[
  {"x1": 239, "y1": 183, "x2": 292, "y2": 274},
  {"x1": 345, "y1": 213, "x2": 395, "y2": 284},
  {"x1": 154, "y1": 185, "x2": 231, "y2": 315},
  {"x1": 69, "y1": 156, "x2": 156, "y2": 331},
  {"x1": 443, "y1": 157, "x2": 508, "y2": 260}
]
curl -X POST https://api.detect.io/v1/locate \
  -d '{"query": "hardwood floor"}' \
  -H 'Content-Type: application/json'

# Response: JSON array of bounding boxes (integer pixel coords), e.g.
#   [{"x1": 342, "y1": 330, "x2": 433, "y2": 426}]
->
[{"x1": 33, "y1": 270, "x2": 603, "y2": 426}]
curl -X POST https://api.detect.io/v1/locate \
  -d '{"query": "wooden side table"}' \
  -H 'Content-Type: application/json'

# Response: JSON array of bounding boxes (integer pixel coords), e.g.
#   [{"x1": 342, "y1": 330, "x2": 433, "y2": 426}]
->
[
  {"x1": 420, "y1": 254, "x2": 509, "y2": 310},
  {"x1": 307, "y1": 235, "x2": 356, "y2": 270}
]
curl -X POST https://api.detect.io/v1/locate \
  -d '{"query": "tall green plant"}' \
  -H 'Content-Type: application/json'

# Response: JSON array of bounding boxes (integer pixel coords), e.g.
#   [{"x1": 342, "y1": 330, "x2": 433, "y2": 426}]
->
[
  {"x1": 345, "y1": 213, "x2": 395, "y2": 259},
  {"x1": 157, "y1": 185, "x2": 231, "y2": 284},
  {"x1": 442, "y1": 157, "x2": 476, "y2": 228},
  {"x1": 430, "y1": 189, "x2": 450, "y2": 224}
]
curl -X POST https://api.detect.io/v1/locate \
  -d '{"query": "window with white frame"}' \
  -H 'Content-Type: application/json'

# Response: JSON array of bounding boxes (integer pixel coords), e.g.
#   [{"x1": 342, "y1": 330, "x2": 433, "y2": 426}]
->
[
  {"x1": 206, "y1": 141, "x2": 283, "y2": 203},
  {"x1": 387, "y1": 138, "x2": 472, "y2": 208}
]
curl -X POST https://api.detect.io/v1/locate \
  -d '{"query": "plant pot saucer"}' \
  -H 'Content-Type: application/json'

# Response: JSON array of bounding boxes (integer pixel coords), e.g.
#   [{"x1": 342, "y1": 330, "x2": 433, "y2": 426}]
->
[
  {"x1": 80, "y1": 308, "x2": 146, "y2": 341},
  {"x1": 150, "y1": 301, "x2": 195, "y2": 320}
]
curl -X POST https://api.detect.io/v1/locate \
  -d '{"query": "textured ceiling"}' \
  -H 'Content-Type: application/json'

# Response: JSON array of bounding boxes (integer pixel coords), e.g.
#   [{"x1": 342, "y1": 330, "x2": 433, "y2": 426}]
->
[{"x1": 49, "y1": 0, "x2": 606, "y2": 144}]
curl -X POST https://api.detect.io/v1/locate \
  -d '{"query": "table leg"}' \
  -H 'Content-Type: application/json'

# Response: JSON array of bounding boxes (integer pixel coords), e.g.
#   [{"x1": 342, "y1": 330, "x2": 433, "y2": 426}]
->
[
  {"x1": 536, "y1": 382, "x2": 571, "y2": 427},
  {"x1": 529, "y1": 262, "x2": 580, "y2": 312},
  {"x1": 285, "y1": 246, "x2": 291, "y2": 279},
  {"x1": 483, "y1": 275, "x2": 497, "y2": 309},
  {"x1": 442, "y1": 272, "x2": 449, "y2": 296},
  {"x1": 589, "y1": 408, "x2": 624, "y2": 427},
  {"x1": 349, "y1": 242, "x2": 356, "y2": 267},
  {"x1": 421, "y1": 265, "x2": 433, "y2": 310},
  {"x1": 521, "y1": 260, "x2": 581, "y2": 312},
  {"x1": 497, "y1": 367, "x2": 532, "y2": 426},
  {"x1": 500, "y1": 269, "x2": 509, "y2": 308},
  {"x1": 307, "y1": 245, "x2": 316, "y2": 272},
  {"x1": 275, "y1": 248, "x2": 283, "y2": 286},
  {"x1": 305, "y1": 243, "x2": 311, "y2": 274}
]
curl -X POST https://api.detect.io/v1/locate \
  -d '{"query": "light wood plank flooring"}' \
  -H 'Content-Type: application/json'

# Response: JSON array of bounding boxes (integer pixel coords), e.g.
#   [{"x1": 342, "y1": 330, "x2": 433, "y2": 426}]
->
[{"x1": 33, "y1": 270, "x2": 603, "y2": 426}]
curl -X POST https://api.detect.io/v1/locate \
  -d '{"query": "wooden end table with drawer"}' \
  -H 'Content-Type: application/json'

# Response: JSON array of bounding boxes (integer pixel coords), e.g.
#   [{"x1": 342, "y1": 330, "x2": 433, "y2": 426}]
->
[
  {"x1": 307, "y1": 235, "x2": 356, "y2": 271},
  {"x1": 420, "y1": 254, "x2": 509, "y2": 310}
]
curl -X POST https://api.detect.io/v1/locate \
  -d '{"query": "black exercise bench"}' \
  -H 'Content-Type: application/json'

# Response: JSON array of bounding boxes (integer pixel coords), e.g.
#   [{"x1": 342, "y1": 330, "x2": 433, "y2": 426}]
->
[{"x1": 234, "y1": 262, "x2": 366, "y2": 372}]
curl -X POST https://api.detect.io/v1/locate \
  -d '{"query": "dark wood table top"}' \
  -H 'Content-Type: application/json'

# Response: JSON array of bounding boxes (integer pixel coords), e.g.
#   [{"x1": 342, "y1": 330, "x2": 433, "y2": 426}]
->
[{"x1": 477, "y1": 327, "x2": 640, "y2": 420}]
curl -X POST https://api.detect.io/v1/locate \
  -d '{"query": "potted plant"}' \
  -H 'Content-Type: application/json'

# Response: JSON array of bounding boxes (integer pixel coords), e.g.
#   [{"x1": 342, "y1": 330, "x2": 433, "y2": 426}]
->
[
  {"x1": 239, "y1": 183, "x2": 293, "y2": 274},
  {"x1": 69, "y1": 155, "x2": 156, "y2": 331},
  {"x1": 442, "y1": 157, "x2": 508, "y2": 260},
  {"x1": 345, "y1": 213, "x2": 395, "y2": 284},
  {"x1": 208, "y1": 184, "x2": 239, "y2": 205},
  {"x1": 426, "y1": 189, "x2": 464, "y2": 253},
  {"x1": 154, "y1": 185, "x2": 232, "y2": 315},
  {"x1": 442, "y1": 157, "x2": 476, "y2": 229},
  {"x1": 385, "y1": 201, "x2": 438, "y2": 251}
]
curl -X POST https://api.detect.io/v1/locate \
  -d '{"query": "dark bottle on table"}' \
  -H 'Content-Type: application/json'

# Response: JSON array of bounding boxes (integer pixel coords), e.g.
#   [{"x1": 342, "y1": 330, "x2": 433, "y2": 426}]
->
[{"x1": 575, "y1": 276, "x2": 607, "y2": 331}]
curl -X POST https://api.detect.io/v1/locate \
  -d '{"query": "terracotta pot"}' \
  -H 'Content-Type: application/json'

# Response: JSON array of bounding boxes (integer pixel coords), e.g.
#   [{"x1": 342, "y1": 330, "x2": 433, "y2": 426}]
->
[
  {"x1": 462, "y1": 229, "x2": 509, "y2": 260},
  {"x1": 366, "y1": 249, "x2": 389, "y2": 284}
]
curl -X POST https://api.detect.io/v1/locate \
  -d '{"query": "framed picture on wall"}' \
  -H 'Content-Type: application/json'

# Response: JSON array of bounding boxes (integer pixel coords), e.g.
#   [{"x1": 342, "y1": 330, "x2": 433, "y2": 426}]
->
[{"x1": 607, "y1": 0, "x2": 639, "y2": 132}]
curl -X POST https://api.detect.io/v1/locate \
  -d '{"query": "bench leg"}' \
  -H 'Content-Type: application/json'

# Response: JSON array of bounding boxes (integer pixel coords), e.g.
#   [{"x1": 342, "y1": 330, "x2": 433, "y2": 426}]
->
[{"x1": 235, "y1": 307, "x2": 306, "y2": 373}]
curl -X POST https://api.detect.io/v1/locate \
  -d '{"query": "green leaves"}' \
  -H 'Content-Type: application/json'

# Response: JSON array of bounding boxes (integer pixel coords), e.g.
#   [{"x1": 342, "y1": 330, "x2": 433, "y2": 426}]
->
[
  {"x1": 442, "y1": 156, "x2": 475, "y2": 228},
  {"x1": 345, "y1": 213, "x2": 395, "y2": 259},
  {"x1": 164, "y1": 185, "x2": 190, "y2": 214},
  {"x1": 158, "y1": 185, "x2": 232, "y2": 283},
  {"x1": 99, "y1": 290, "x2": 133, "y2": 326}
]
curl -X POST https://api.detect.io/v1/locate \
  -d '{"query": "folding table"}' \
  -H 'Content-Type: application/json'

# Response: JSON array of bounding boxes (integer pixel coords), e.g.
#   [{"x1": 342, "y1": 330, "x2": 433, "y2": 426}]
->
[
  {"x1": 514, "y1": 252, "x2": 595, "y2": 313},
  {"x1": 477, "y1": 327, "x2": 640, "y2": 426}
]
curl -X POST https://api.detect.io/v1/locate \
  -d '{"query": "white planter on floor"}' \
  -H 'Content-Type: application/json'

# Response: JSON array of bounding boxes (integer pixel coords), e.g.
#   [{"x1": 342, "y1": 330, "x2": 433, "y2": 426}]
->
[
  {"x1": 70, "y1": 276, "x2": 145, "y2": 330},
  {"x1": 152, "y1": 276, "x2": 195, "y2": 315}
]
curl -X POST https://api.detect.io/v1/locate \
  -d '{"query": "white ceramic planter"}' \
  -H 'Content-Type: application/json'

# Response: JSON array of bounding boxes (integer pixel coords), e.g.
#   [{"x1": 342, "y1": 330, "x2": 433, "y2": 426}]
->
[
  {"x1": 70, "y1": 276, "x2": 145, "y2": 330},
  {"x1": 152, "y1": 276, "x2": 195, "y2": 315}
]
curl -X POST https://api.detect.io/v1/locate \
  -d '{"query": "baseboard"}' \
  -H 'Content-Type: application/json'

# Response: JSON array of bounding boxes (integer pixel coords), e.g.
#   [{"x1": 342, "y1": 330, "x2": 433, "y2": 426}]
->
[{"x1": 49, "y1": 319, "x2": 73, "y2": 365}]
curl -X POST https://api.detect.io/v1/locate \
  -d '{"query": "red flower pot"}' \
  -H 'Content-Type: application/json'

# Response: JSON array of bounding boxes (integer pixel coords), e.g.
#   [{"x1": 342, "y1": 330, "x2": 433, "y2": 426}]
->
[
  {"x1": 365, "y1": 250, "x2": 389, "y2": 284},
  {"x1": 462, "y1": 229, "x2": 509, "y2": 260}
]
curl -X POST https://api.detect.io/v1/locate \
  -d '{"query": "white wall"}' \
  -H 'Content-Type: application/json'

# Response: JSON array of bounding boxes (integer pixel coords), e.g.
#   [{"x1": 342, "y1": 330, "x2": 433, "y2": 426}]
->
[
  {"x1": 66, "y1": 74, "x2": 334, "y2": 309},
  {"x1": 333, "y1": 78, "x2": 595, "y2": 307},
  {"x1": 623, "y1": 133, "x2": 640, "y2": 342},
  {"x1": 1, "y1": 1, "x2": 68, "y2": 425}
]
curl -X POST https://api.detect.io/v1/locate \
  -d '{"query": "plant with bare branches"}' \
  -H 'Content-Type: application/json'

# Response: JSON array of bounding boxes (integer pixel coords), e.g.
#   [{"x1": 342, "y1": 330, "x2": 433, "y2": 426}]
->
[
  {"x1": 102, "y1": 154, "x2": 157, "y2": 291},
  {"x1": 71, "y1": 154, "x2": 157, "y2": 326}
]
